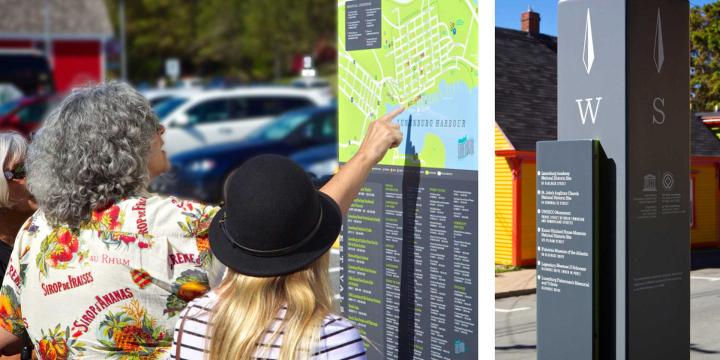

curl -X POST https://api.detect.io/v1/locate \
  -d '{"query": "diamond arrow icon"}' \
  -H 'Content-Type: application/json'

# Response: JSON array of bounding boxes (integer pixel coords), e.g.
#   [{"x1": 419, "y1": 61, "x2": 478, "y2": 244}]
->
[
  {"x1": 654, "y1": 8, "x2": 664, "y2": 74},
  {"x1": 583, "y1": 9, "x2": 595, "y2": 75}
]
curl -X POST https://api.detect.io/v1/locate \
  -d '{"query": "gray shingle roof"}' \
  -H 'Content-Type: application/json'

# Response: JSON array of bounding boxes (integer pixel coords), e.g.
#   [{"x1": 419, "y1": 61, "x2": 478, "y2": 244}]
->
[
  {"x1": 495, "y1": 27, "x2": 557, "y2": 151},
  {"x1": 0, "y1": 0, "x2": 112, "y2": 38},
  {"x1": 692, "y1": 113, "x2": 720, "y2": 157}
]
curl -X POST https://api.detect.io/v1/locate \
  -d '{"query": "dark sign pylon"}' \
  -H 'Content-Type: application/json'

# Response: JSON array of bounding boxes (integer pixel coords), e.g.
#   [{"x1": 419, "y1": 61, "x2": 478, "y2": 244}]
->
[
  {"x1": 537, "y1": 140, "x2": 601, "y2": 359},
  {"x1": 538, "y1": 0, "x2": 690, "y2": 359}
]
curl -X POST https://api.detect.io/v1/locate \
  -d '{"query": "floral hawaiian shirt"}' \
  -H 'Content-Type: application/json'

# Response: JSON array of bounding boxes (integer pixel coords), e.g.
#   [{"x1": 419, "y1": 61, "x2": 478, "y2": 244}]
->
[{"x1": 0, "y1": 196, "x2": 224, "y2": 359}]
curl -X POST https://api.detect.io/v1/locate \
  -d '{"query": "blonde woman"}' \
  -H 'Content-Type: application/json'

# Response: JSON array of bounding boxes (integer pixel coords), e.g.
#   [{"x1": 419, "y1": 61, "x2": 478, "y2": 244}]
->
[{"x1": 171, "y1": 154, "x2": 405, "y2": 358}]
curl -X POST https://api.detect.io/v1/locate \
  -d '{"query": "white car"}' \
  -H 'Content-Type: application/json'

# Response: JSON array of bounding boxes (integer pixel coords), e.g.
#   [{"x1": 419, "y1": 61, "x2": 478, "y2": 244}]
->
[
  {"x1": 142, "y1": 88, "x2": 202, "y2": 107},
  {"x1": 159, "y1": 87, "x2": 333, "y2": 156}
]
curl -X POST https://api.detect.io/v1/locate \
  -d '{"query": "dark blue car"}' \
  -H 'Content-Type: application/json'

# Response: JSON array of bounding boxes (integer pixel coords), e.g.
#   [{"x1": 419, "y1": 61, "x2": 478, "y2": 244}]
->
[
  {"x1": 289, "y1": 143, "x2": 338, "y2": 186},
  {"x1": 156, "y1": 105, "x2": 337, "y2": 203}
]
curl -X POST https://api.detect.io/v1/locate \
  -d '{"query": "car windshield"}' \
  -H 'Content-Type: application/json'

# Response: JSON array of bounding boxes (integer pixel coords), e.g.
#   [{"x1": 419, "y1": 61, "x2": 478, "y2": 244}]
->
[
  {"x1": 0, "y1": 99, "x2": 20, "y2": 116},
  {"x1": 246, "y1": 111, "x2": 311, "y2": 142},
  {"x1": 154, "y1": 96, "x2": 187, "y2": 120}
]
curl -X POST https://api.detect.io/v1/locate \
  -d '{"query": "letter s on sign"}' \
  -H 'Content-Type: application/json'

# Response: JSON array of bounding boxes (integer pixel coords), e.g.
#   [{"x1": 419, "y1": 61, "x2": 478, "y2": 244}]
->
[{"x1": 653, "y1": 97, "x2": 665, "y2": 125}]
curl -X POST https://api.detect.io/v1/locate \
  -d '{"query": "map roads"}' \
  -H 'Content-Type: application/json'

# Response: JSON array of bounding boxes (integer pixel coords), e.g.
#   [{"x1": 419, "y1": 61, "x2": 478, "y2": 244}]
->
[{"x1": 338, "y1": 0, "x2": 479, "y2": 170}]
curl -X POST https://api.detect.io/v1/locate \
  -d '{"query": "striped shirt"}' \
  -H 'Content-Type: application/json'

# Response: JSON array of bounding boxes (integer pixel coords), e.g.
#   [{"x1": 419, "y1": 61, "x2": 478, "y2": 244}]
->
[{"x1": 171, "y1": 292, "x2": 367, "y2": 360}]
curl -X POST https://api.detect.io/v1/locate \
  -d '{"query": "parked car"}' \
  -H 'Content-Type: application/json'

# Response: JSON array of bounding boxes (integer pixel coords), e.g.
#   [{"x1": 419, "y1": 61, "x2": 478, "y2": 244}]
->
[
  {"x1": 0, "y1": 94, "x2": 58, "y2": 136},
  {"x1": 159, "y1": 87, "x2": 333, "y2": 156},
  {"x1": 153, "y1": 95, "x2": 190, "y2": 120},
  {"x1": 0, "y1": 49, "x2": 54, "y2": 96},
  {"x1": 142, "y1": 88, "x2": 201, "y2": 107},
  {"x1": 289, "y1": 143, "x2": 338, "y2": 187},
  {"x1": 0, "y1": 83, "x2": 23, "y2": 104},
  {"x1": 291, "y1": 77, "x2": 331, "y2": 89},
  {"x1": 155, "y1": 105, "x2": 337, "y2": 203}
]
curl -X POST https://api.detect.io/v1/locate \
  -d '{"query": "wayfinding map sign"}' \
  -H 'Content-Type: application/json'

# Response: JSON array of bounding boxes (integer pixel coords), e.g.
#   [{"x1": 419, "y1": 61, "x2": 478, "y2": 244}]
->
[
  {"x1": 338, "y1": 1, "x2": 479, "y2": 359},
  {"x1": 556, "y1": 1, "x2": 689, "y2": 359}
]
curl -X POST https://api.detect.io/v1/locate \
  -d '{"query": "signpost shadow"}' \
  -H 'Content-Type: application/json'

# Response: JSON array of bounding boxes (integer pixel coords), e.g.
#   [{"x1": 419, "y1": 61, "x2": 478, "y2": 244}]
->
[{"x1": 599, "y1": 146, "x2": 616, "y2": 360}]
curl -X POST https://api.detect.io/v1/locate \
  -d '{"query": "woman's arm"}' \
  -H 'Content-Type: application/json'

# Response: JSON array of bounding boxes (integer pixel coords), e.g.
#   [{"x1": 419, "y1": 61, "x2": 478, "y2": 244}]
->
[
  {"x1": 0, "y1": 328, "x2": 22, "y2": 355},
  {"x1": 320, "y1": 107, "x2": 405, "y2": 215}
]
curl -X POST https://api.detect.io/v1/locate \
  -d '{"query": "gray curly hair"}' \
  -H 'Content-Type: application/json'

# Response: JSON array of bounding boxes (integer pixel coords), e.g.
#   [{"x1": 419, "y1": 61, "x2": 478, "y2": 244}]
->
[{"x1": 27, "y1": 82, "x2": 159, "y2": 226}]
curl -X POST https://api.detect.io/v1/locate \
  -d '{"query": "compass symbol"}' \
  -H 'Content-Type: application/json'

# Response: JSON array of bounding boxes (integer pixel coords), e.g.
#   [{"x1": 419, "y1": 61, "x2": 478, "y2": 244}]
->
[
  {"x1": 582, "y1": 9, "x2": 595, "y2": 75},
  {"x1": 654, "y1": 8, "x2": 665, "y2": 74}
]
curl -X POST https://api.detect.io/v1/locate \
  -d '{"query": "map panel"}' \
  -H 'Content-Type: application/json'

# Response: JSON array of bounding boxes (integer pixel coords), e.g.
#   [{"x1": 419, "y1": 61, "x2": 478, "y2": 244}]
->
[{"x1": 338, "y1": 0, "x2": 479, "y2": 170}]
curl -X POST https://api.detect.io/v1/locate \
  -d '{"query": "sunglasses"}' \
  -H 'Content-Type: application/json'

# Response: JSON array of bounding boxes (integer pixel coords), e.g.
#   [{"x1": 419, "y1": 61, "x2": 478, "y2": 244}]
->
[{"x1": 3, "y1": 163, "x2": 26, "y2": 181}]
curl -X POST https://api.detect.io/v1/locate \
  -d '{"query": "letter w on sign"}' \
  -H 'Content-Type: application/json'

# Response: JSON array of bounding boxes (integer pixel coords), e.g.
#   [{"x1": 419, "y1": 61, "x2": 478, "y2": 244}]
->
[{"x1": 575, "y1": 97, "x2": 603, "y2": 125}]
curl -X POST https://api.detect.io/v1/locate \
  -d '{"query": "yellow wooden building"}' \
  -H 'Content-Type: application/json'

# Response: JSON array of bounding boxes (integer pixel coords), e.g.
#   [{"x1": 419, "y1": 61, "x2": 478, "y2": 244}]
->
[
  {"x1": 495, "y1": 25, "x2": 557, "y2": 266},
  {"x1": 495, "y1": 25, "x2": 720, "y2": 266}
]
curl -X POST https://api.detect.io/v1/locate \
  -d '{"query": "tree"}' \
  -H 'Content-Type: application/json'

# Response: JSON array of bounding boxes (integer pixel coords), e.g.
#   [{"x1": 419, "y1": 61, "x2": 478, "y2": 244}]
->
[
  {"x1": 691, "y1": 2, "x2": 720, "y2": 111},
  {"x1": 194, "y1": 0, "x2": 252, "y2": 79},
  {"x1": 105, "y1": 0, "x2": 204, "y2": 82},
  {"x1": 238, "y1": 0, "x2": 336, "y2": 79},
  {"x1": 105, "y1": 0, "x2": 336, "y2": 83}
]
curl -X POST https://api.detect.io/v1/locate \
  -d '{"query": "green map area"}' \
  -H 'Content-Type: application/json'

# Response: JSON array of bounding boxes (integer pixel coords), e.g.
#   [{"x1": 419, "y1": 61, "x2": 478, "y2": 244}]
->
[{"x1": 338, "y1": 0, "x2": 478, "y2": 169}]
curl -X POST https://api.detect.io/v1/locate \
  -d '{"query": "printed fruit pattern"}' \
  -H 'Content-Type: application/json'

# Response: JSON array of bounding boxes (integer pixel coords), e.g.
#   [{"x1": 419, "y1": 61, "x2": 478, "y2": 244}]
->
[
  {"x1": 130, "y1": 269, "x2": 154, "y2": 289},
  {"x1": 164, "y1": 269, "x2": 209, "y2": 317},
  {"x1": 98, "y1": 232, "x2": 153, "y2": 251},
  {"x1": 0, "y1": 285, "x2": 23, "y2": 336},
  {"x1": 177, "y1": 281, "x2": 208, "y2": 301},
  {"x1": 83, "y1": 204, "x2": 154, "y2": 251},
  {"x1": 21, "y1": 216, "x2": 39, "y2": 235},
  {"x1": 96, "y1": 299, "x2": 171, "y2": 359},
  {"x1": 37, "y1": 324, "x2": 86, "y2": 360},
  {"x1": 36, "y1": 227, "x2": 89, "y2": 277},
  {"x1": 19, "y1": 244, "x2": 30, "y2": 287},
  {"x1": 87, "y1": 205, "x2": 125, "y2": 232},
  {"x1": 177, "y1": 204, "x2": 219, "y2": 268}
]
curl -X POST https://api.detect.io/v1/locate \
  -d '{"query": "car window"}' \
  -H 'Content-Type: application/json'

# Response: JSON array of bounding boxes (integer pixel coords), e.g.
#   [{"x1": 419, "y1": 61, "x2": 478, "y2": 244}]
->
[
  {"x1": 322, "y1": 111, "x2": 337, "y2": 139},
  {"x1": 154, "y1": 96, "x2": 188, "y2": 120},
  {"x1": 245, "y1": 97, "x2": 314, "y2": 118},
  {"x1": 0, "y1": 99, "x2": 19, "y2": 116},
  {"x1": 149, "y1": 96, "x2": 171, "y2": 107},
  {"x1": 0, "y1": 55, "x2": 54, "y2": 95},
  {"x1": 292, "y1": 111, "x2": 336, "y2": 142},
  {"x1": 229, "y1": 97, "x2": 250, "y2": 118},
  {"x1": 187, "y1": 99, "x2": 231, "y2": 124},
  {"x1": 17, "y1": 101, "x2": 48, "y2": 123},
  {"x1": 245, "y1": 112, "x2": 309, "y2": 142}
]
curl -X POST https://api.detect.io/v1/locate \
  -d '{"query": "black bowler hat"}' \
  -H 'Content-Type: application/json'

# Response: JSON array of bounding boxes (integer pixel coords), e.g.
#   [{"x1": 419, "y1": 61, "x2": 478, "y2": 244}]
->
[{"x1": 208, "y1": 154, "x2": 342, "y2": 277}]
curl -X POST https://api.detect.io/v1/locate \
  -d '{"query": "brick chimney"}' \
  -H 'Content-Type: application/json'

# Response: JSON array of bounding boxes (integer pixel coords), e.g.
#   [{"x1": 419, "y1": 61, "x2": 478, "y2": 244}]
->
[{"x1": 521, "y1": 7, "x2": 540, "y2": 36}]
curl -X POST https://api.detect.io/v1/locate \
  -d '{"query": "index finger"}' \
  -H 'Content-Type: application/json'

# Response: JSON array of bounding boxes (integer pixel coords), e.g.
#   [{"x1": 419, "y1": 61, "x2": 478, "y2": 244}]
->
[{"x1": 380, "y1": 106, "x2": 406, "y2": 123}]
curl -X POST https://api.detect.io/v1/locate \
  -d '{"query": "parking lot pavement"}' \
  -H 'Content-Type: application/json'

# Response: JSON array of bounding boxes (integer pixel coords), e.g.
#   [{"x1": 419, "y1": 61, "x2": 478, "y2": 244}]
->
[
  {"x1": 496, "y1": 268, "x2": 720, "y2": 359},
  {"x1": 495, "y1": 294, "x2": 537, "y2": 360}
]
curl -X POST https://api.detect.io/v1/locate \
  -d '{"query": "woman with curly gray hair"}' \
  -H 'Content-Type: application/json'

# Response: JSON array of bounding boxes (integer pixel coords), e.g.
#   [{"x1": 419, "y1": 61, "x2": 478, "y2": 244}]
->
[
  {"x1": 27, "y1": 82, "x2": 170, "y2": 227},
  {"x1": 0, "y1": 83, "x2": 224, "y2": 359},
  {"x1": 0, "y1": 82, "x2": 404, "y2": 359}
]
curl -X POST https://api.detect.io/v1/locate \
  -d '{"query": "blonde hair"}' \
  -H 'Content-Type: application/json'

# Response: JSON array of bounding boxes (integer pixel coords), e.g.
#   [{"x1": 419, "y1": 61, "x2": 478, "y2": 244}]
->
[
  {"x1": 0, "y1": 131, "x2": 28, "y2": 208},
  {"x1": 208, "y1": 253, "x2": 334, "y2": 360}
]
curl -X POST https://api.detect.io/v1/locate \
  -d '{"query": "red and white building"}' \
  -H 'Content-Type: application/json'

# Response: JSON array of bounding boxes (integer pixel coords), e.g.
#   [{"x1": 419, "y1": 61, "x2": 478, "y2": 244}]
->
[{"x1": 0, "y1": 0, "x2": 112, "y2": 92}]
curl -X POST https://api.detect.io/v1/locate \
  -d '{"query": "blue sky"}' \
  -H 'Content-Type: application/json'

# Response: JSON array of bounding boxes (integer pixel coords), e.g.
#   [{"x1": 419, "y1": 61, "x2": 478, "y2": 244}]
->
[{"x1": 496, "y1": 0, "x2": 720, "y2": 36}]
